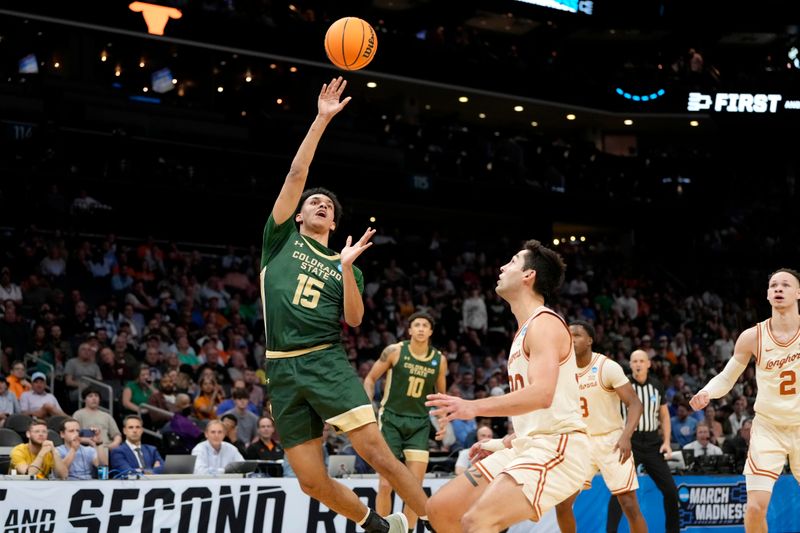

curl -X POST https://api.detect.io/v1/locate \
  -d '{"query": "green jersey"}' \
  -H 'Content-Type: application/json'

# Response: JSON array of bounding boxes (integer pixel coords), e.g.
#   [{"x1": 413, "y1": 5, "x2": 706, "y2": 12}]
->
[
  {"x1": 260, "y1": 214, "x2": 364, "y2": 353},
  {"x1": 380, "y1": 341, "x2": 442, "y2": 418}
]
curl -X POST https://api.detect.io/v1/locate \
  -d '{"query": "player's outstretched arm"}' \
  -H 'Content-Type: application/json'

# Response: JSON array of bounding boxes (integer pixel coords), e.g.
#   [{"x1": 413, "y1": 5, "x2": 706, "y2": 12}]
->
[
  {"x1": 426, "y1": 315, "x2": 563, "y2": 420},
  {"x1": 271, "y1": 77, "x2": 351, "y2": 225},
  {"x1": 689, "y1": 326, "x2": 755, "y2": 411},
  {"x1": 340, "y1": 227, "x2": 376, "y2": 327}
]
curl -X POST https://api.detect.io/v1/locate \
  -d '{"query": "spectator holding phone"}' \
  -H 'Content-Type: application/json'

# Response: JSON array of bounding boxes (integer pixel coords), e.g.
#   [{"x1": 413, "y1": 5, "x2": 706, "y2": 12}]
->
[
  {"x1": 56, "y1": 418, "x2": 108, "y2": 480},
  {"x1": 121, "y1": 365, "x2": 156, "y2": 415}
]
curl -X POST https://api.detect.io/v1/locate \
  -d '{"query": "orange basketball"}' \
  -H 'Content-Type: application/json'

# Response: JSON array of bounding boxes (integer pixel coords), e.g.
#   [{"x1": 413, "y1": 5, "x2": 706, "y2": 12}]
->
[{"x1": 324, "y1": 17, "x2": 378, "y2": 71}]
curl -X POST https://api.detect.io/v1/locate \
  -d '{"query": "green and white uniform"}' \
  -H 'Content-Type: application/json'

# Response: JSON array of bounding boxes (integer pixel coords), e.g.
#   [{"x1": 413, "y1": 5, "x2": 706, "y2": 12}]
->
[
  {"x1": 261, "y1": 214, "x2": 372, "y2": 448},
  {"x1": 379, "y1": 340, "x2": 442, "y2": 462}
]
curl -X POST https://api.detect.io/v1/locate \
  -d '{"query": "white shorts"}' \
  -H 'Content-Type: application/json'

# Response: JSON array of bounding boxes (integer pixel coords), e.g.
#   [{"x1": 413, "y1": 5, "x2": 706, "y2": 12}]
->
[
  {"x1": 583, "y1": 429, "x2": 639, "y2": 495},
  {"x1": 744, "y1": 416, "x2": 800, "y2": 493},
  {"x1": 474, "y1": 431, "x2": 589, "y2": 521}
]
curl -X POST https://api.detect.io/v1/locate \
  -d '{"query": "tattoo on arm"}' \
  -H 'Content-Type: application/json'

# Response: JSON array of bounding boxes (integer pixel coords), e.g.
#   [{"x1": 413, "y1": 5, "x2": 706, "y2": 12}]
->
[{"x1": 379, "y1": 346, "x2": 393, "y2": 362}]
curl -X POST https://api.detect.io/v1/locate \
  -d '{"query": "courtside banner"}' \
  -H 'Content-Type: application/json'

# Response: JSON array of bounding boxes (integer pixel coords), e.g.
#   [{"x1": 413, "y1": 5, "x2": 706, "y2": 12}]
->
[{"x1": 0, "y1": 477, "x2": 449, "y2": 533}]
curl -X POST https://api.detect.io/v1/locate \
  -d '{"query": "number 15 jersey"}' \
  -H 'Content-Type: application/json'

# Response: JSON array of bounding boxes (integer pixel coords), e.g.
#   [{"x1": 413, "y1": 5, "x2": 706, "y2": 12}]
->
[{"x1": 260, "y1": 214, "x2": 364, "y2": 353}]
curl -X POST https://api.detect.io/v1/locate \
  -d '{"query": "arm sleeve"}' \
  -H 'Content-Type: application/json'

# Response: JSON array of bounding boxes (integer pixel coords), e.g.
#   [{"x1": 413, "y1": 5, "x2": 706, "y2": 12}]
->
[{"x1": 701, "y1": 357, "x2": 747, "y2": 399}]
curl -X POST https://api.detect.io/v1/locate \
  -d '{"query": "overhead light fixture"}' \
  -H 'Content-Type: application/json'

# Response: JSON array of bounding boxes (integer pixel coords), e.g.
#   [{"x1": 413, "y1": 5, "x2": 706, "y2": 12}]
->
[
  {"x1": 624, "y1": 119, "x2": 633, "y2": 125},
  {"x1": 217, "y1": 86, "x2": 224, "y2": 93},
  {"x1": 366, "y1": 82, "x2": 377, "y2": 88},
  {"x1": 513, "y1": 105, "x2": 524, "y2": 112},
  {"x1": 100, "y1": 51, "x2": 108, "y2": 62},
  {"x1": 53, "y1": 62, "x2": 60, "y2": 69},
  {"x1": 531, "y1": 121, "x2": 539, "y2": 127},
  {"x1": 139, "y1": 60, "x2": 146, "y2": 68},
  {"x1": 553, "y1": 238, "x2": 560, "y2": 245},
  {"x1": 245, "y1": 71, "x2": 252, "y2": 82},
  {"x1": 289, "y1": 66, "x2": 298, "y2": 73},
  {"x1": 142, "y1": 87, "x2": 149, "y2": 92},
  {"x1": 114, "y1": 65, "x2": 121, "y2": 77},
  {"x1": 276, "y1": 98, "x2": 283, "y2": 104},
  {"x1": 566, "y1": 114, "x2": 576, "y2": 121},
  {"x1": 369, "y1": 216, "x2": 376, "y2": 223},
  {"x1": 458, "y1": 96, "x2": 469, "y2": 103},
  {"x1": 479, "y1": 113, "x2": 486, "y2": 119},
  {"x1": 580, "y1": 236, "x2": 586, "y2": 242},
  {"x1": 689, "y1": 120, "x2": 699, "y2": 127}
]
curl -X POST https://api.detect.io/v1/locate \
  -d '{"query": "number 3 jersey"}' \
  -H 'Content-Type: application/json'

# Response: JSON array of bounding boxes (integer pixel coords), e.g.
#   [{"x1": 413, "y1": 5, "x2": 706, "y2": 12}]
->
[
  {"x1": 380, "y1": 341, "x2": 442, "y2": 418},
  {"x1": 576, "y1": 353, "x2": 630, "y2": 436},
  {"x1": 507, "y1": 306, "x2": 586, "y2": 437},
  {"x1": 754, "y1": 319, "x2": 800, "y2": 426},
  {"x1": 260, "y1": 214, "x2": 364, "y2": 353}
]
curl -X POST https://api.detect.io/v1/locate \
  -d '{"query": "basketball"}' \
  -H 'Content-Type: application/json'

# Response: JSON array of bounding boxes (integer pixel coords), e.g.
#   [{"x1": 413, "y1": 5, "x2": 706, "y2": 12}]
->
[{"x1": 324, "y1": 17, "x2": 378, "y2": 71}]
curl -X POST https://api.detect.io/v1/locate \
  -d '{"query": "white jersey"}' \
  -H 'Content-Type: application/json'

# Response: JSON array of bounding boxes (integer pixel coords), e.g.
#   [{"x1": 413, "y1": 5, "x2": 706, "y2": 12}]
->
[
  {"x1": 754, "y1": 319, "x2": 800, "y2": 426},
  {"x1": 577, "y1": 353, "x2": 630, "y2": 436},
  {"x1": 507, "y1": 306, "x2": 585, "y2": 436}
]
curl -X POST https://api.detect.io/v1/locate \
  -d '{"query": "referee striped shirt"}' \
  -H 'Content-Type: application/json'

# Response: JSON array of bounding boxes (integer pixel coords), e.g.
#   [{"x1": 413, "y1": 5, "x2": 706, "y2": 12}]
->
[{"x1": 622, "y1": 375, "x2": 666, "y2": 433}]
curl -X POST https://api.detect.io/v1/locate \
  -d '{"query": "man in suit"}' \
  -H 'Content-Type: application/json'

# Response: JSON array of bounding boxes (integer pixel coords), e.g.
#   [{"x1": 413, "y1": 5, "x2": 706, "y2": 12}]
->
[{"x1": 110, "y1": 414, "x2": 164, "y2": 475}]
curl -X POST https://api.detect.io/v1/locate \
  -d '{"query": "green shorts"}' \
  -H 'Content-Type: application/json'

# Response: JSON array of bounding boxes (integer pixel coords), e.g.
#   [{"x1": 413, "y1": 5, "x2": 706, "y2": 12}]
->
[
  {"x1": 266, "y1": 345, "x2": 375, "y2": 449},
  {"x1": 379, "y1": 410, "x2": 431, "y2": 463}
]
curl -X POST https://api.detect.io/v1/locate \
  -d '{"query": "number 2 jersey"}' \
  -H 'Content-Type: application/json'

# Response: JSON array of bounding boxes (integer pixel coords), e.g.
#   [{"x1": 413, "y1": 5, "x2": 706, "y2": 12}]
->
[
  {"x1": 380, "y1": 341, "x2": 442, "y2": 418},
  {"x1": 507, "y1": 306, "x2": 586, "y2": 436},
  {"x1": 754, "y1": 319, "x2": 800, "y2": 426},
  {"x1": 576, "y1": 353, "x2": 630, "y2": 436},
  {"x1": 260, "y1": 214, "x2": 364, "y2": 353}
]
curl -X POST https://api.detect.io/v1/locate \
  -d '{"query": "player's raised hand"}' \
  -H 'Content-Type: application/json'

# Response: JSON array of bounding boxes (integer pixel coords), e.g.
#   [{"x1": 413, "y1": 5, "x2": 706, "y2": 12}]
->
[
  {"x1": 340, "y1": 227, "x2": 376, "y2": 266},
  {"x1": 318, "y1": 77, "x2": 352, "y2": 119},
  {"x1": 426, "y1": 393, "x2": 476, "y2": 423},
  {"x1": 689, "y1": 390, "x2": 710, "y2": 411}
]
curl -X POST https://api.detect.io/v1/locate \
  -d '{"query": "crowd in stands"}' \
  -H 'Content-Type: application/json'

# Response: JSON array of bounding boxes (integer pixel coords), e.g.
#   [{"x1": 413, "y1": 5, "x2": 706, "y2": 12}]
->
[{"x1": 0, "y1": 207, "x2": 772, "y2": 479}]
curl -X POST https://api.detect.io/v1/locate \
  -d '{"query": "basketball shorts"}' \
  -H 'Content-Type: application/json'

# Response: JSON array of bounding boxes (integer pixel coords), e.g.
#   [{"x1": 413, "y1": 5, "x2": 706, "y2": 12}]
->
[
  {"x1": 474, "y1": 431, "x2": 589, "y2": 521},
  {"x1": 744, "y1": 415, "x2": 800, "y2": 492},
  {"x1": 582, "y1": 429, "x2": 639, "y2": 494},
  {"x1": 379, "y1": 410, "x2": 430, "y2": 463},
  {"x1": 267, "y1": 345, "x2": 375, "y2": 448}
]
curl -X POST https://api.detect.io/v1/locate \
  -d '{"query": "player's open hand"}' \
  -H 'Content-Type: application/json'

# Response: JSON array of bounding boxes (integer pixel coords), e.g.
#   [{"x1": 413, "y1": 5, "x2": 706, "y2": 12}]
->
[
  {"x1": 689, "y1": 390, "x2": 710, "y2": 411},
  {"x1": 318, "y1": 77, "x2": 352, "y2": 119},
  {"x1": 425, "y1": 393, "x2": 476, "y2": 423},
  {"x1": 340, "y1": 227, "x2": 376, "y2": 267},
  {"x1": 613, "y1": 435, "x2": 632, "y2": 463}
]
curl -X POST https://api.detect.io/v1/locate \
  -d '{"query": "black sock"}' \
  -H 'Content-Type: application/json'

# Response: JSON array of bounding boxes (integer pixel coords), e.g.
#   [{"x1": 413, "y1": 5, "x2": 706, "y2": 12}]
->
[{"x1": 361, "y1": 510, "x2": 389, "y2": 533}]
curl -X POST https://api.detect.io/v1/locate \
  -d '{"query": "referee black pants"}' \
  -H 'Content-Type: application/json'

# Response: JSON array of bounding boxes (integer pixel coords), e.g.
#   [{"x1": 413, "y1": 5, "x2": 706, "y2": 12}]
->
[{"x1": 607, "y1": 432, "x2": 679, "y2": 533}]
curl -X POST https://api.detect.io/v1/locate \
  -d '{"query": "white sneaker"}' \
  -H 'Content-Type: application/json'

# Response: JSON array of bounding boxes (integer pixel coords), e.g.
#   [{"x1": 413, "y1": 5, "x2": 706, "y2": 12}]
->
[{"x1": 385, "y1": 513, "x2": 408, "y2": 533}]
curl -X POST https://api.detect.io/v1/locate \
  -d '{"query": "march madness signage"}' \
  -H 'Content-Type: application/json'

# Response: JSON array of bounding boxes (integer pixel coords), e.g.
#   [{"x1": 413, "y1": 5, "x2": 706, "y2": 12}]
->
[{"x1": 677, "y1": 479, "x2": 747, "y2": 530}]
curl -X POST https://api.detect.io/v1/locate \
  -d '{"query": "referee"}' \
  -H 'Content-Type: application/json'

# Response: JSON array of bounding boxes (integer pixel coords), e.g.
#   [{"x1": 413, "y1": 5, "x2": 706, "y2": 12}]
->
[{"x1": 607, "y1": 349, "x2": 679, "y2": 533}]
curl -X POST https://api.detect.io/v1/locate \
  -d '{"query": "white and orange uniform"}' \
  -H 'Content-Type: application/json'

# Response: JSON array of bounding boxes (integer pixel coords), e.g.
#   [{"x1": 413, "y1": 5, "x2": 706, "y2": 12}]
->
[
  {"x1": 475, "y1": 306, "x2": 589, "y2": 521},
  {"x1": 577, "y1": 353, "x2": 638, "y2": 494},
  {"x1": 744, "y1": 319, "x2": 800, "y2": 492}
]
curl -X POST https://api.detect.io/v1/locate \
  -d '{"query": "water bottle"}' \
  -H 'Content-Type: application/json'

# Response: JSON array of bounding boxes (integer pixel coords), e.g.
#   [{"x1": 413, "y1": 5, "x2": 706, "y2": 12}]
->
[{"x1": 97, "y1": 466, "x2": 109, "y2": 480}]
